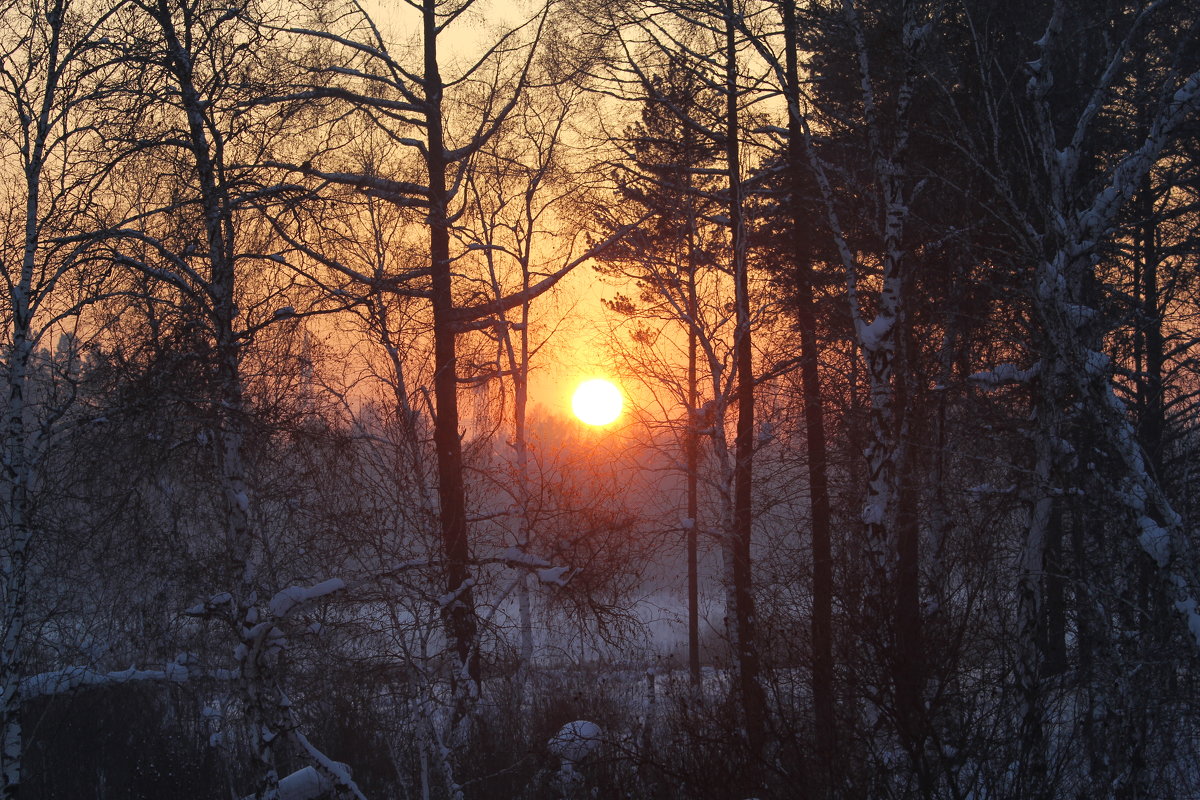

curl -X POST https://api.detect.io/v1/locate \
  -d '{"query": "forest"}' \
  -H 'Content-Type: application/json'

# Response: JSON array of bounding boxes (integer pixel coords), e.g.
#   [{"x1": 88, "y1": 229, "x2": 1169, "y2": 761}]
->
[{"x1": 1, "y1": 0, "x2": 1199, "y2": 797}]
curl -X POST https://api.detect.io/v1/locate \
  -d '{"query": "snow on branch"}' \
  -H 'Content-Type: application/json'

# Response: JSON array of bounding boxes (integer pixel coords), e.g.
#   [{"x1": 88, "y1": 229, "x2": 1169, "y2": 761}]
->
[
  {"x1": 536, "y1": 566, "x2": 574, "y2": 587},
  {"x1": 291, "y1": 731, "x2": 368, "y2": 800},
  {"x1": 968, "y1": 362, "x2": 1040, "y2": 390},
  {"x1": 1137, "y1": 516, "x2": 1170, "y2": 568},
  {"x1": 497, "y1": 547, "x2": 551, "y2": 569},
  {"x1": 268, "y1": 578, "x2": 347, "y2": 618},
  {"x1": 19, "y1": 654, "x2": 232, "y2": 701},
  {"x1": 494, "y1": 548, "x2": 575, "y2": 587}
]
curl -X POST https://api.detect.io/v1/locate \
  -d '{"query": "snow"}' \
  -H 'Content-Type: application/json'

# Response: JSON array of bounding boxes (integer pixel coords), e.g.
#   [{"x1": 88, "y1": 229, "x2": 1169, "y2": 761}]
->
[
  {"x1": 858, "y1": 314, "x2": 893, "y2": 351},
  {"x1": 861, "y1": 499, "x2": 885, "y2": 526},
  {"x1": 20, "y1": 654, "x2": 196, "y2": 699},
  {"x1": 966, "y1": 483, "x2": 1016, "y2": 496},
  {"x1": 1062, "y1": 303, "x2": 1096, "y2": 326},
  {"x1": 186, "y1": 591, "x2": 231, "y2": 616},
  {"x1": 239, "y1": 766, "x2": 328, "y2": 800},
  {"x1": 498, "y1": 547, "x2": 550, "y2": 568},
  {"x1": 269, "y1": 578, "x2": 345, "y2": 618},
  {"x1": 536, "y1": 566, "x2": 572, "y2": 587},
  {"x1": 969, "y1": 362, "x2": 1039, "y2": 390},
  {"x1": 1136, "y1": 517, "x2": 1170, "y2": 567},
  {"x1": 437, "y1": 578, "x2": 476, "y2": 609},
  {"x1": 548, "y1": 720, "x2": 601, "y2": 763},
  {"x1": 1171, "y1": 72, "x2": 1200, "y2": 107},
  {"x1": 1174, "y1": 588, "x2": 1200, "y2": 648},
  {"x1": 1084, "y1": 349, "x2": 1110, "y2": 375}
]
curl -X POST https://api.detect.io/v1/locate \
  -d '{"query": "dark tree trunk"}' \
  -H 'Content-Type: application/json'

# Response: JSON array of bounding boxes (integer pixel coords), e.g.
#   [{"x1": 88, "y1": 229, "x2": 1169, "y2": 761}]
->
[
  {"x1": 779, "y1": 0, "x2": 837, "y2": 790},
  {"x1": 423, "y1": 0, "x2": 479, "y2": 694},
  {"x1": 687, "y1": 253, "x2": 701, "y2": 686},
  {"x1": 724, "y1": 0, "x2": 766, "y2": 762}
]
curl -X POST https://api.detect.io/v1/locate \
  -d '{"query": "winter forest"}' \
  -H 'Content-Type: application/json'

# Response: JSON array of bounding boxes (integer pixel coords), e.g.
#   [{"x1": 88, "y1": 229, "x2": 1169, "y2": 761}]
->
[{"x1": 3, "y1": 0, "x2": 1200, "y2": 797}]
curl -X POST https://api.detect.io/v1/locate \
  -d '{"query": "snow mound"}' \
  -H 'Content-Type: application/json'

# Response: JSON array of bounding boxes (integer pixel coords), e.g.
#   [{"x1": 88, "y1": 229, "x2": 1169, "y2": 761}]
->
[{"x1": 548, "y1": 720, "x2": 602, "y2": 764}]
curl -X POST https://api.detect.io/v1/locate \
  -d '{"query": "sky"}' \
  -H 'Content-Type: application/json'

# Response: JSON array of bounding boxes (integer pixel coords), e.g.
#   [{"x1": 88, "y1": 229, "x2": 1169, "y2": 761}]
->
[{"x1": 350, "y1": 0, "x2": 646, "y2": 422}]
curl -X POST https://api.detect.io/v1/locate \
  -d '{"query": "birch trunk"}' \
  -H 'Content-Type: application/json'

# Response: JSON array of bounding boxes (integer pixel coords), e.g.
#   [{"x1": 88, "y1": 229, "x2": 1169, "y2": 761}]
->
[{"x1": 1, "y1": 3, "x2": 87, "y2": 793}]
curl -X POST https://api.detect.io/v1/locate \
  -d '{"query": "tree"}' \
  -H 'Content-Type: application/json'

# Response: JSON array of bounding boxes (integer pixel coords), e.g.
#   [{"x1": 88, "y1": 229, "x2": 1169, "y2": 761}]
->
[
  {"x1": 581, "y1": 0, "x2": 775, "y2": 767},
  {"x1": 98, "y1": 0, "x2": 365, "y2": 794},
  {"x1": 0, "y1": 0, "x2": 129, "y2": 793},
  {"x1": 793, "y1": 1, "x2": 954, "y2": 790},
  {"x1": 593, "y1": 55, "x2": 725, "y2": 687},
  {"x1": 962, "y1": 0, "x2": 1200, "y2": 793}
]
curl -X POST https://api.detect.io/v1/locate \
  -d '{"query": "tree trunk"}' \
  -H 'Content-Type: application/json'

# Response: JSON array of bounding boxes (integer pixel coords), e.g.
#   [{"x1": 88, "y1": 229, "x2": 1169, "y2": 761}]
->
[
  {"x1": 779, "y1": 0, "x2": 836, "y2": 789},
  {"x1": 423, "y1": 0, "x2": 479, "y2": 695},
  {"x1": 723, "y1": 0, "x2": 766, "y2": 762},
  {"x1": 687, "y1": 251, "x2": 701, "y2": 686},
  {"x1": 1, "y1": 325, "x2": 32, "y2": 800}
]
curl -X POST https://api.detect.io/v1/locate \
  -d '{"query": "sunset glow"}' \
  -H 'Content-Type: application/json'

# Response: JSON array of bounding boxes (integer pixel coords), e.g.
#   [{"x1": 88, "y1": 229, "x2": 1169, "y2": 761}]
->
[{"x1": 571, "y1": 378, "x2": 623, "y2": 426}]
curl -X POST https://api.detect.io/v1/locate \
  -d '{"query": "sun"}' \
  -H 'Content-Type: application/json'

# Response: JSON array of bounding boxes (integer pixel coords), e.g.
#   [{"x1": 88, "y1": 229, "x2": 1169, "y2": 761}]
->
[{"x1": 571, "y1": 378, "x2": 623, "y2": 426}]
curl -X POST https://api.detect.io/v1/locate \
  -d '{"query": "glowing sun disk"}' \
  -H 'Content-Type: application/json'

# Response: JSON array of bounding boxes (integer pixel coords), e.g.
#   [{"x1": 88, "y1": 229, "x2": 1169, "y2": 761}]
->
[{"x1": 572, "y1": 378, "x2": 623, "y2": 426}]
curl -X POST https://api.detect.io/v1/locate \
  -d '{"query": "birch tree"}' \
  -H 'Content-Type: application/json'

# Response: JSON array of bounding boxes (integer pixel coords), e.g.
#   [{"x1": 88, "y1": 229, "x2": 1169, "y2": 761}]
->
[
  {"x1": 963, "y1": 0, "x2": 1200, "y2": 793},
  {"x1": 793, "y1": 1, "x2": 951, "y2": 789},
  {"x1": 0, "y1": 0, "x2": 130, "y2": 793},
  {"x1": 96, "y1": 1, "x2": 367, "y2": 795}
]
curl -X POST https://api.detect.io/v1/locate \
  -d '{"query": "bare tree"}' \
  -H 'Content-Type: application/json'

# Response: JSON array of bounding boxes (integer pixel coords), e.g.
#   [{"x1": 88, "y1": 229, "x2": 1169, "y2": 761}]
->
[
  {"x1": 0, "y1": 0, "x2": 131, "y2": 793},
  {"x1": 95, "y1": 0, "x2": 368, "y2": 795}
]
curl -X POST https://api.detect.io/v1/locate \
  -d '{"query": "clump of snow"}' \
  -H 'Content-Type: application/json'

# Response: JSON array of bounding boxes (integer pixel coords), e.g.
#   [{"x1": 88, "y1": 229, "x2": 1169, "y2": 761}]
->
[
  {"x1": 1136, "y1": 516, "x2": 1170, "y2": 567},
  {"x1": 19, "y1": 652, "x2": 199, "y2": 700},
  {"x1": 269, "y1": 578, "x2": 345, "y2": 618},
  {"x1": 968, "y1": 362, "x2": 1039, "y2": 390},
  {"x1": 1175, "y1": 592, "x2": 1200, "y2": 648},
  {"x1": 548, "y1": 720, "x2": 602, "y2": 764},
  {"x1": 238, "y1": 764, "x2": 351, "y2": 800},
  {"x1": 537, "y1": 566, "x2": 572, "y2": 587},
  {"x1": 861, "y1": 499, "x2": 885, "y2": 526},
  {"x1": 1062, "y1": 302, "x2": 1096, "y2": 326},
  {"x1": 966, "y1": 483, "x2": 1016, "y2": 496},
  {"x1": 499, "y1": 547, "x2": 550, "y2": 568},
  {"x1": 1084, "y1": 349, "x2": 1110, "y2": 376},
  {"x1": 438, "y1": 578, "x2": 476, "y2": 609},
  {"x1": 857, "y1": 314, "x2": 893, "y2": 351}
]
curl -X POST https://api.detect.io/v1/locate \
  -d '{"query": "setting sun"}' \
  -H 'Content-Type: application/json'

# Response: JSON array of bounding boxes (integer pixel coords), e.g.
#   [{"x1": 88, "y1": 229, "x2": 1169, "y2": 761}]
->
[{"x1": 571, "y1": 378, "x2": 623, "y2": 426}]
